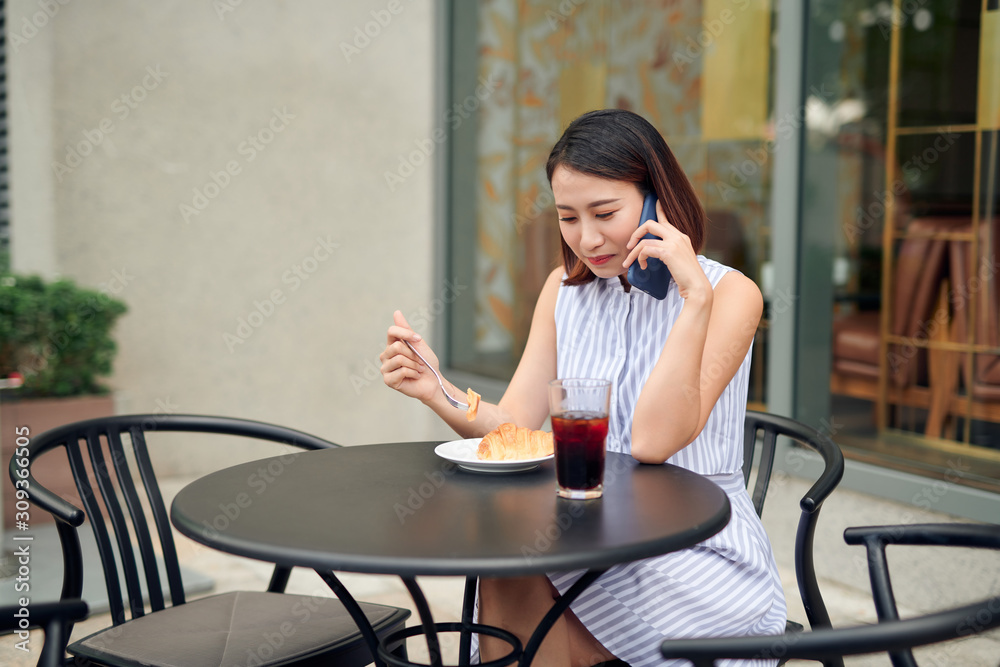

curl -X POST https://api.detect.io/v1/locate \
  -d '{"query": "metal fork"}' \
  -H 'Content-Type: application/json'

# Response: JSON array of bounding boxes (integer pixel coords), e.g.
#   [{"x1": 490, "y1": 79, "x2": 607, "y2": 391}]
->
[{"x1": 404, "y1": 340, "x2": 469, "y2": 410}]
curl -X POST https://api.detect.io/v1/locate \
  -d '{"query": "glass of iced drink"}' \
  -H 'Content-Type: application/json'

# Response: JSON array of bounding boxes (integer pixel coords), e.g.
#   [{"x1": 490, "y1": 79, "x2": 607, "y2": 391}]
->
[{"x1": 548, "y1": 379, "x2": 611, "y2": 499}]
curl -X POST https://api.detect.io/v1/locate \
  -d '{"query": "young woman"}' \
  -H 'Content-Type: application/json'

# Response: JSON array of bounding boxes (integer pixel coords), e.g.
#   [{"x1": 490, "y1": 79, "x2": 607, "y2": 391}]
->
[{"x1": 379, "y1": 109, "x2": 785, "y2": 667}]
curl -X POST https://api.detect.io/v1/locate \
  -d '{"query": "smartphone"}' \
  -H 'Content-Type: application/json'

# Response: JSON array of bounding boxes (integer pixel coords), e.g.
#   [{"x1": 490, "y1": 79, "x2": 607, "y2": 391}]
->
[{"x1": 626, "y1": 193, "x2": 672, "y2": 299}]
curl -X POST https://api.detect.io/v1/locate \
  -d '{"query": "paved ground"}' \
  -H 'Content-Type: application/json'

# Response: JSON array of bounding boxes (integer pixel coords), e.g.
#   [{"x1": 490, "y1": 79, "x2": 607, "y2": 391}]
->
[{"x1": 3, "y1": 469, "x2": 999, "y2": 666}]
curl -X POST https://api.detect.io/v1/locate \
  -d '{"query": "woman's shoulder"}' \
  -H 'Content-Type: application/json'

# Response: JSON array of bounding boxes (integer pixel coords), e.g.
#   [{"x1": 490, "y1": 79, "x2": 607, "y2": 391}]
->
[
  {"x1": 544, "y1": 266, "x2": 566, "y2": 294},
  {"x1": 540, "y1": 267, "x2": 567, "y2": 312},
  {"x1": 696, "y1": 256, "x2": 761, "y2": 304},
  {"x1": 697, "y1": 255, "x2": 750, "y2": 289}
]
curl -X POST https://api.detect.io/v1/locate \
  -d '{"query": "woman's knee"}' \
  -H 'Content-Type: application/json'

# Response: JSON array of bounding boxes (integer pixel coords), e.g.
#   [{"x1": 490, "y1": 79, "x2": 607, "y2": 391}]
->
[{"x1": 479, "y1": 575, "x2": 555, "y2": 607}]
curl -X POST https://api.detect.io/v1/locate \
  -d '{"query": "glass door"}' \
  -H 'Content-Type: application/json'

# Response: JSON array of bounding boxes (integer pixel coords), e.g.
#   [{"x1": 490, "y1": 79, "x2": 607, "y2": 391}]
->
[{"x1": 808, "y1": 0, "x2": 1000, "y2": 492}]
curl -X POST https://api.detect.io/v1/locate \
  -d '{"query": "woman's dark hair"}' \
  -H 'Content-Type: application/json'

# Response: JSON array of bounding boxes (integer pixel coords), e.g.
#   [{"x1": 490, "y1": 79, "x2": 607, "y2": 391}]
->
[{"x1": 545, "y1": 109, "x2": 706, "y2": 285}]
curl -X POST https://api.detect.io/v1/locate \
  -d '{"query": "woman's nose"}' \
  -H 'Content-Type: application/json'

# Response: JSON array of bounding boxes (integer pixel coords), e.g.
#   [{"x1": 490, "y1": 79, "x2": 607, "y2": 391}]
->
[{"x1": 580, "y1": 221, "x2": 604, "y2": 250}]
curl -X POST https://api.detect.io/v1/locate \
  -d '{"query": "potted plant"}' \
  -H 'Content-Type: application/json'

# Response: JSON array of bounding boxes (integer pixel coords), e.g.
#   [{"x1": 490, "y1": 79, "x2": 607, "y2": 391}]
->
[{"x1": 0, "y1": 273, "x2": 128, "y2": 528}]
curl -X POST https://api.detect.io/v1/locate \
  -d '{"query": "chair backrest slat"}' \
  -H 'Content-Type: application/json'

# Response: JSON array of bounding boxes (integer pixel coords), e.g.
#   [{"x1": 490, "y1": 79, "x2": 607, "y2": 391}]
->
[
  {"x1": 741, "y1": 420, "x2": 755, "y2": 486},
  {"x1": 65, "y1": 436, "x2": 128, "y2": 624},
  {"x1": 84, "y1": 429, "x2": 147, "y2": 620},
  {"x1": 130, "y1": 426, "x2": 186, "y2": 606},
  {"x1": 107, "y1": 427, "x2": 167, "y2": 613},
  {"x1": 751, "y1": 427, "x2": 778, "y2": 517},
  {"x1": 858, "y1": 534, "x2": 919, "y2": 667}
]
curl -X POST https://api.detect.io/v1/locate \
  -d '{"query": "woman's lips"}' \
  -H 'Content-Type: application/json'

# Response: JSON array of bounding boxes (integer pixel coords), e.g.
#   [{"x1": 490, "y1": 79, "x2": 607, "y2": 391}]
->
[{"x1": 588, "y1": 254, "x2": 615, "y2": 266}]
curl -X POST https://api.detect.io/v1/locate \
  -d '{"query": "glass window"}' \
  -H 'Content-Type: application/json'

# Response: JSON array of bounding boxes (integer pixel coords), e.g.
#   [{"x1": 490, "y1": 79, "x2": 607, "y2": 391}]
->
[
  {"x1": 810, "y1": 0, "x2": 1000, "y2": 491},
  {"x1": 445, "y1": 0, "x2": 780, "y2": 408}
]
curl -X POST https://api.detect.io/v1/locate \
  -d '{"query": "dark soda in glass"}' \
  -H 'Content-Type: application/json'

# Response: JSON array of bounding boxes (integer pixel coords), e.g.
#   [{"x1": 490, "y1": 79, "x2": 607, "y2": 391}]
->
[{"x1": 551, "y1": 411, "x2": 609, "y2": 499}]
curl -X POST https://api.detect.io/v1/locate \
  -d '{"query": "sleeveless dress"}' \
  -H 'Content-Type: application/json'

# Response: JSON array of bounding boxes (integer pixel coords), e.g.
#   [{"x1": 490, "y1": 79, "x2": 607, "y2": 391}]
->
[{"x1": 548, "y1": 256, "x2": 786, "y2": 667}]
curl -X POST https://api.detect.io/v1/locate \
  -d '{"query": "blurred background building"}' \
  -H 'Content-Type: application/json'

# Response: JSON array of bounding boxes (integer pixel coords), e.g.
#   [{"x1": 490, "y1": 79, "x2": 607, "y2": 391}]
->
[{"x1": 2, "y1": 0, "x2": 998, "y2": 524}]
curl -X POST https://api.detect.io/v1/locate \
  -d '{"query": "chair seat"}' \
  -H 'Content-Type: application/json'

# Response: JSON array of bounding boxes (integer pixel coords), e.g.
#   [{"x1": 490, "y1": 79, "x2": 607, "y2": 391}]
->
[
  {"x1": 833, "y1": 311, "x2": 880, "y2": 367},
  {"x1": 973, "y1": 380, "x2": 1000, "y2": 401},
  {"x1": 69, "y1": 591, "x2": 409, "y2": 667}
]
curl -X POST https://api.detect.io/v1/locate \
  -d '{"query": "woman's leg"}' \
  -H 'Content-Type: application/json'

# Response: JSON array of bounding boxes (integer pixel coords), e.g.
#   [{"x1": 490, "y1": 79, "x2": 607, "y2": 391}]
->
[{"x1": 478, "y1": 575, "x2": 619, "y2": 667}]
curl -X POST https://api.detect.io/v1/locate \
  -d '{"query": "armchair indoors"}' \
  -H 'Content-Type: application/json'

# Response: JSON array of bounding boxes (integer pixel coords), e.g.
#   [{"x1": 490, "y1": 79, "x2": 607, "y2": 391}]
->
[
  {"x1": 8, "y1": 414, "x2": 410, "y2": 667},
  {"x1": 943, "y1": 218, "x2": 1000, "y2": 426},
  {"x1": 831, "y1": 216, "x2": 967, "y2": 436}
]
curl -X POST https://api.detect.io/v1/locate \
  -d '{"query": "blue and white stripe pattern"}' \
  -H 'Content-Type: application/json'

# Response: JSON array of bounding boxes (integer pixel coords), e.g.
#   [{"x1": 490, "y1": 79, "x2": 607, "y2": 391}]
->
[{"x1": 549, "y1": 256, "x2": 786, "y2": 666}]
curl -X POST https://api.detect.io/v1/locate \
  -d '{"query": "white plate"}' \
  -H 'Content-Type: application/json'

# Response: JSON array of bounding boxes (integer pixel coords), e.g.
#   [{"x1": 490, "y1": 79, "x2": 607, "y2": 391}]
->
[{"x1": 434, "y1": 438, "x2": 553, "y2": 473}]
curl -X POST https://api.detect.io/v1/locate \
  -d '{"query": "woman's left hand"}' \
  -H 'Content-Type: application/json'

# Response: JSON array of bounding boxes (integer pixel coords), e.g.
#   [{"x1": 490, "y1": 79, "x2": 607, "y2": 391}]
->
[{"x1": 622, "y1": 200, "x2": 712, "y2": 302}]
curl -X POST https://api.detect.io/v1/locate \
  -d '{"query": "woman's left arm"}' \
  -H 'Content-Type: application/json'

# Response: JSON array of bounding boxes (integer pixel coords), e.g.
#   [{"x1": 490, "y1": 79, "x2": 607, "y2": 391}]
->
[
  {"x1": 631, "y1": 273, "x2": 762, "y2": 463},
  {"x1": 631, "y1": 272, "x2": 761, "y2": 462},
  {"x1": 623, "y1": 203, "x2": 763, "y2": 463}
]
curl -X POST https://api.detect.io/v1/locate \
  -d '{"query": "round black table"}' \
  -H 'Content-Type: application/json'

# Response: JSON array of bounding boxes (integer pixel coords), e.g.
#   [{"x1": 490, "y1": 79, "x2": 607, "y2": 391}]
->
[{"x1": 170, "y1": 441, "x2": 731, "y2": 666}]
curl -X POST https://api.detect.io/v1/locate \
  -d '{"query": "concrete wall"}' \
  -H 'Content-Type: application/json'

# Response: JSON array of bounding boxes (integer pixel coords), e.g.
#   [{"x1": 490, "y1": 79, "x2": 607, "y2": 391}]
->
[
  {"x1": 8, "y1": 0, "x2": 458, "y2": 474},
  {"x1": 7, "y1": 0, "x2": 57, "y2": 276}
]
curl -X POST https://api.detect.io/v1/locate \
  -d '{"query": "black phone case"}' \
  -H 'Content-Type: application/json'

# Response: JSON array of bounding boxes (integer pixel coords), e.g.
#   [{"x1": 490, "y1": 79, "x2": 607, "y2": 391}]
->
[{"x1": 626, "y1": 193, "x2": 672, "y2": 299}]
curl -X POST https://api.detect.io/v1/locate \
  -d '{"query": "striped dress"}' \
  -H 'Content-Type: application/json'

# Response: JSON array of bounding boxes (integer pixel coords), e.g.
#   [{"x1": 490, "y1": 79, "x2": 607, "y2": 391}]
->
[{"x1": 548, "y1": 256, "x2": 786, "y2": 667}]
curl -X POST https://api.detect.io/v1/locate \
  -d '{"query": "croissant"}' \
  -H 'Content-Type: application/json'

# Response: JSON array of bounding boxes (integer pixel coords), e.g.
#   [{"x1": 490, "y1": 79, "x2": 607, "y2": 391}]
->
[{"x1": 476, "y1": 423, "x2": 554, "y2": 461}]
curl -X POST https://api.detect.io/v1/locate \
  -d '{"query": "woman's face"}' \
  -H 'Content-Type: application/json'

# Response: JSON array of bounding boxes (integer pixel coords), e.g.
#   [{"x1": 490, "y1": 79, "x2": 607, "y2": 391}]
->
[{"x1": 551, "y1": 165, "x2": 644, "y2": 279}]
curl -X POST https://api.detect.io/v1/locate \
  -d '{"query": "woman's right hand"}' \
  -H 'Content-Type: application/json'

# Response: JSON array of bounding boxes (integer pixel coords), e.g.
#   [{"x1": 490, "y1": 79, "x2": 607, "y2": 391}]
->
[{"x1": 380, "y1": 310, "x2": 441, "y2": 403}]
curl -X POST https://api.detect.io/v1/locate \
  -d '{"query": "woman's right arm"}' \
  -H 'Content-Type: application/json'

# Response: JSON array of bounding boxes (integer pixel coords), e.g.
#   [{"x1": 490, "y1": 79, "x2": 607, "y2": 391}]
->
[
  {"x1": 380, "y1": 267, "x2": 562, "y2": 437},
  {"x1": 496, "y1": 267, "x2": 562, "y2": 429}
]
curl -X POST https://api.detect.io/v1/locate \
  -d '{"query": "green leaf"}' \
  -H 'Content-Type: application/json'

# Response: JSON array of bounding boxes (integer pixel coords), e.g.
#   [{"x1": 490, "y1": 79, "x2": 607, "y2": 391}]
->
[{"x1": 0, "y1": 274, "x2": 128, "y2": 397}]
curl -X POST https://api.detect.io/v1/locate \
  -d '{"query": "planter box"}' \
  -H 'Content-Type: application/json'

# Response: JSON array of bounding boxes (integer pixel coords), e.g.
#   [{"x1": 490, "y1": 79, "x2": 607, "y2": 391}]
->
[{"x1": 2, "y1": 394, "x2": 116, "y2": 530}]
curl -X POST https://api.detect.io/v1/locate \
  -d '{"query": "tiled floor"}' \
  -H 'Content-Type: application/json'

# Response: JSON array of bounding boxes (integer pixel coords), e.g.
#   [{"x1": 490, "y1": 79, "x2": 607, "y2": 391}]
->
[{"x1": 3, "y1": 472, "x2": 1000, "y2": 666}]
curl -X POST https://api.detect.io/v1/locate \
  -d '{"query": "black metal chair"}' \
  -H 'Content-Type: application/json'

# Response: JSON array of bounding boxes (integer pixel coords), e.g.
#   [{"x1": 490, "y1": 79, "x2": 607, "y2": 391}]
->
[
  {"x1": 742, "y1": 410, "x2": 846, "y2": 666},
  {"x1": 8, "y1": 414, "x2": 410, "y2": 667},
  {"x1": 0, "y1": 599, "x2": 89, "y2": 667},
  {"x1": 660, "y1": 522, "x2": 1000, "y2": 666}
]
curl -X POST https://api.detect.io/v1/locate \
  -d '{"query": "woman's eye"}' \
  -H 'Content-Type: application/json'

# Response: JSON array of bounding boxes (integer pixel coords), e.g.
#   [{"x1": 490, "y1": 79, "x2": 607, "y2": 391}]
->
[
  {"x1": 558, "y1": 216, "x2": 577, "y2": 223},
  {"x1": 595, "y1": 211, "x2": 615, "y2": 220}
]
